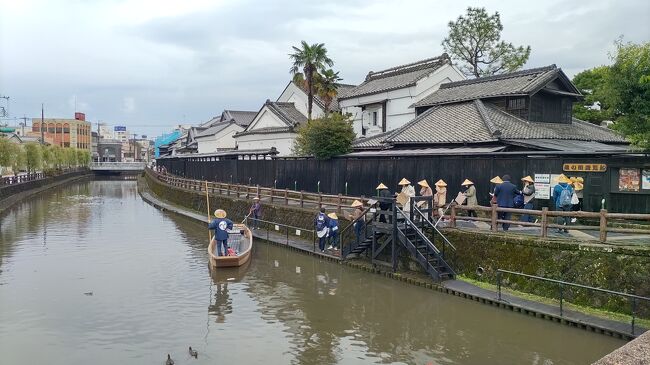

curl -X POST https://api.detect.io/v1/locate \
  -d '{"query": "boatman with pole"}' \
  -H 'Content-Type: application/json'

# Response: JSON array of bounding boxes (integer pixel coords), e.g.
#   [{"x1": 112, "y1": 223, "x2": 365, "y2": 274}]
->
[{"x1": 209, "y1": 209, "x2": 233, "y2": 256}]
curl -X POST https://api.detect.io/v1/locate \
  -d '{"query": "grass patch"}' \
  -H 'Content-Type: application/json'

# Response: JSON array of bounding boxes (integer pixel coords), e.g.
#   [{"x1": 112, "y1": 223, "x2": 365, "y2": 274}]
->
[{"x1": 458, "y1": 275, "x2": 650, "y2": 329}]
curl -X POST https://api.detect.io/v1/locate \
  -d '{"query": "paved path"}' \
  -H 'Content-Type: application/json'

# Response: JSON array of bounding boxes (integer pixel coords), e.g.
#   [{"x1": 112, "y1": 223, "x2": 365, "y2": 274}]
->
[
  {"x1": 443, "y1": 279, "x2": 646, "y2": 339},
  {"x1": 449, "y1": 219, "x2": 650, "y2": 245}
]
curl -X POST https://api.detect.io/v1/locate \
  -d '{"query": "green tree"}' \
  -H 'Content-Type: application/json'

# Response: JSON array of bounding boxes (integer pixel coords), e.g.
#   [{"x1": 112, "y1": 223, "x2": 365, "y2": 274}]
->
[
  {"x1": 51, "y1": 145, "x2": 65, "y2": 169},
  {"x1": 293, "y1": 112, "x2": 355, "y2": 159},
  {"x1": 24, "y1": 143, "x2": 43, "y2": 173},
  {"x1": 314, "y1": 69, "x2": 342, "y2": 115},
  {"x1": 289, "y1": 41, "x2": 334, "y2": 120},
  {"x1": 572, "y1": 66, "x2": 616, "y2": 124},
  {"x1": 609, "y1": 40, "x2": 650, "y2": 149},
  {"x1": 442, "y1": 7, "x2": 531, "y2": 78},
  {"x1": 0, "y1": 138, "x2": 19, "y2": 175},
  {"x1": 11, "y1": 145, "x2": 26, "y2": 175},
  {"x1": 42, "y1": 145, "x2": 54, "y2": 169}
]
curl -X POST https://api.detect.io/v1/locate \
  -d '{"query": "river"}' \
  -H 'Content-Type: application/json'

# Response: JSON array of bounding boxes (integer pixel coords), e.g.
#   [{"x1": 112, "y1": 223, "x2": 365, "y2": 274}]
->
[{"x1": 0, "y1": 180, "x2": 625, "y2": 364}]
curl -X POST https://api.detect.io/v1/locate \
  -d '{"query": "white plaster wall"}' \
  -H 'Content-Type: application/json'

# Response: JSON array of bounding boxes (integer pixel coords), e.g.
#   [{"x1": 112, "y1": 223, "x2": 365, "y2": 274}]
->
[
  {"x1": 247, "y1": 109, "x2": 287, "y2": 130},
  {"x1": 235, "y1": 132, "x2": 296, "y2": 156},
  {"x1": 340, "y1": 64, "x2": 466, "y2": 137},
  {"x1": 276, "y1": 82, "x2": 324, "y2": 118},
  {"x1": 195, "y1": 124, "x2": 244, "y2": 153}
]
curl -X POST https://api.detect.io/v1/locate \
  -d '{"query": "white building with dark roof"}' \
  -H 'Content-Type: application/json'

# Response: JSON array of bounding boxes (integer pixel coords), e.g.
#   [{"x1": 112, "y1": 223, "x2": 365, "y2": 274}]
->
[
  {"x1": 351, "y1": 65, "x2": 628, "y2": 154},
  {"x1": 234, "y1": 100, "x2": 308, "y2": 156},
  {"x1": 194, "y1": 110, "x2": 257, "y2": 154},
  {"x1": 338, "y1": 53, "x2": 465, "y2": 137}
]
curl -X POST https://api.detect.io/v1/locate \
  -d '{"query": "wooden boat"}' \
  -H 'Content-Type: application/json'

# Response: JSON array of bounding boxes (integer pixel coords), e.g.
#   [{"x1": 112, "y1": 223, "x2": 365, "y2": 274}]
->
[
  {"x1": 209, "y1": 258, "x2": 251, "y2": 284},
  {"x1": 207, "y1": 223, "x2": 253, "y2": 267}
]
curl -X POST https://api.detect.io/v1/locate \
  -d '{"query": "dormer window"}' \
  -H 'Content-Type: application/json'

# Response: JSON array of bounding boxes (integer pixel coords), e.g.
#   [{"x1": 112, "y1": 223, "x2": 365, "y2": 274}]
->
[{"x1": 508, "y1": 97, "x2": 526, "y2": 110}]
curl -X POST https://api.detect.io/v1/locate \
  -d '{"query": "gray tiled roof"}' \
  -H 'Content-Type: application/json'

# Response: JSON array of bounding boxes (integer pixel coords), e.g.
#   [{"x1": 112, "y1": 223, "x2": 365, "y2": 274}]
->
[
  {"x1": 351, "y1": 130, "x2": 398, "y2": 150},
  {"x1": 265, "y1": 101, "x2": 308, "y2": 127},
  {"x1": 234, "y1": 126, "x2": 293, "y2": 137},
  {"x1": 195, "y1": 122, "x2": 234, "y2": 138},
  {"x1": 412, "y1": 65, "x2": 580, "y2": 108},
  {"x1": 485, "y1": 105, "x2": 627, "y2": 142},
  {"x1": 224, "y1": 110, "x2": 257, "y2": 127},
  {"x1": 367, "y1": 99, "x2": 626, "y2": 148},
  {"x1": 329, "y1": 84, "x2": 357, "y2": 111},
  {"x1": 386, "y1": 101, "x2": 499, "y2": 144},
  {"x1": 340, "y1": 54, "x2": 451, "y2": 99}
]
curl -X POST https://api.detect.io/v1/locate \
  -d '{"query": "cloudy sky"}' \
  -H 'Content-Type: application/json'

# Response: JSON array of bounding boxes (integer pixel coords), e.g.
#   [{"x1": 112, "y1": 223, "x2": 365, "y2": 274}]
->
[{"x1": 1, "y1": 0, "x2": 648, "y2": 137}]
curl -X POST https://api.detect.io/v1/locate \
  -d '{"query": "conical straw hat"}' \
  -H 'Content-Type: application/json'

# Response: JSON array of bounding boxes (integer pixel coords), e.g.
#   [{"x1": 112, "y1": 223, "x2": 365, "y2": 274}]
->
[
  {"x1": 351, "y1": 200, "x2": 363, "y2": 207},
  {"x1": 461, "y1": 179, "x2": 474, "y2": 186},
  {"x1": 435, "y1": 179, "x2": 447, "y2": 187},
  {"x1": 376, "y1": 183, "x2": 388, "y2": 190},
  {"x1": 574, "y1": 182, "x2": 584, "y2": 191},
  {"x1": 490, "y1": 176, "x2": 503, "y2": 184},
  {"x1": 576, "y1": 177, "x2": 584, "y2": 183},
  {"x1": 214, "y1": 209, "x2": 227, "y2": 218},
  {"x1": 521, "y1": 175, "x2": 534, "y2": 183},
  {"x1": 558, "y1": 175, "x2": 571, "y2": 183},
  {"x1": 398, "y1": 178, "x2": 410, "y2": 185},
  {"x1": 417, "y1": 179, "x2": 429, "y2": 188},
  {"x1": 328, "y1": 212, "x2": 338, "y2": 219}
]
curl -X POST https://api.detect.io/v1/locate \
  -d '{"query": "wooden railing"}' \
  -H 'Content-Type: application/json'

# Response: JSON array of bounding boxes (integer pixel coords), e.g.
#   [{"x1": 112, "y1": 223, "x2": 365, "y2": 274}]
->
[
  {"x1": 150, "y1": 169, "x2": 650, "y2": 244},
  {"x1": 152, "y1": 169, "x2": 369, "y2": 215},
  {"x1": 448, "y1": 204, "x2": 650, "y2": 243}
]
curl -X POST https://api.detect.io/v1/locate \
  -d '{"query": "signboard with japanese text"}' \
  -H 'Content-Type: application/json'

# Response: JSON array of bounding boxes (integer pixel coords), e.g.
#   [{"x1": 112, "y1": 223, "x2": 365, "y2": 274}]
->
[
  {"x1": 533, "y1": 173, "x2": 550, "y2": 199},
  {"x1": 550, "y1": 174, "x2": 563, "y2": 197},
  {"x1": 563, "y1": 163, "x2": 606, "y2": 172},
  {"x1": 114, "y1": 126, "x2": 126, "y2": 131}
]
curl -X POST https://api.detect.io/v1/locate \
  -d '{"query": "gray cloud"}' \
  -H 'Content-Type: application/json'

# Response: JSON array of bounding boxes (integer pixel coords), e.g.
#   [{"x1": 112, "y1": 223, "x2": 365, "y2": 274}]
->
[{"x1": 1, "y1": 0, "x2": 648, "y2": 137}]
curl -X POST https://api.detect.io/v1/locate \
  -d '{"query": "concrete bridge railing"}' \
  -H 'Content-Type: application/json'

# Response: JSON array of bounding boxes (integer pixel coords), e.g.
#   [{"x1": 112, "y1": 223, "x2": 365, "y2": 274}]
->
[{"x1": 90, "y1": 162, "x2": 146, "y2": 171}]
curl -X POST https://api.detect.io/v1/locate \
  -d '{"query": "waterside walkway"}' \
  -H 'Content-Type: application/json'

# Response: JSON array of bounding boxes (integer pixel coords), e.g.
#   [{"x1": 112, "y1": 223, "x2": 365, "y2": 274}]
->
[{"x1": 138, "y1": 176, "x2": 646, "y2": 341}]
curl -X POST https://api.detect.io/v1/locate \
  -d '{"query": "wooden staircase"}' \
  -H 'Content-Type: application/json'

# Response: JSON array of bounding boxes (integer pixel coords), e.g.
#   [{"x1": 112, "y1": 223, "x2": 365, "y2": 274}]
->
[{"x1": 341, "y1": 197, "x2": 456, "y2": 281}]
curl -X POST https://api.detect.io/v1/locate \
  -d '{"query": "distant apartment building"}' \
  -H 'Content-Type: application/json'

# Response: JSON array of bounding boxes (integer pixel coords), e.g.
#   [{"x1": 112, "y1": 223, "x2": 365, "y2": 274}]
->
[
  {"x1": 114, "y1": 126, "x2": 130, "y2": 142},
  {"x1": 31, "y1": 112, "x2": 91, "y2": 150},
  {"x1": 98, "y1": 125, "x2": 114, "y2": 140}
]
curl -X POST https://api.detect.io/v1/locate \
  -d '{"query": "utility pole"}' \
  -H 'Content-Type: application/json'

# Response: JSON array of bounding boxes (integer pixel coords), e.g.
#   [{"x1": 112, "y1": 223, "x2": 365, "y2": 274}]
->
[
  {"x1": 132, "y1": 133, "x2": 137, "y2": 161},
  {"x1": 19, "y1": 115, "x2": 28, "y2": 135}
]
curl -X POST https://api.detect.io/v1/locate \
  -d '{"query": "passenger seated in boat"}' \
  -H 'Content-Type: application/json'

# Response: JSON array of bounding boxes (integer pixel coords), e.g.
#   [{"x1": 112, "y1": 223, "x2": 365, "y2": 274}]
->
[{"x1": 208, "y1": 209, "x2": 233, "y2": 256}]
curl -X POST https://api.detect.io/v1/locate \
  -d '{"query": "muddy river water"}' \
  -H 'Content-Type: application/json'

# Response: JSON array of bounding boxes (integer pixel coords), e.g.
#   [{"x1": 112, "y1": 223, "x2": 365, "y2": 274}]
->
[{"x1": 0, "y1": 180, "x2": 624, "y2": 364}]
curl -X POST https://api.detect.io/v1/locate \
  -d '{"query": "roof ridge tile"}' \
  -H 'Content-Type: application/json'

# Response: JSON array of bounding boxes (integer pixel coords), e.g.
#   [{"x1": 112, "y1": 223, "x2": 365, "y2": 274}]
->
[{"x1": 439, "y1": 64, "x2": 557, "y2": 90}]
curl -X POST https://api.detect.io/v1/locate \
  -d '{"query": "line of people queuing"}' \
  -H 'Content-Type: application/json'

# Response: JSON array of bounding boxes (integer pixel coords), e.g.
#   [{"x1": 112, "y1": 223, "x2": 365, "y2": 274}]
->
[{"x1": 490, "y1": 174, "x2": 583, "y2": 233}]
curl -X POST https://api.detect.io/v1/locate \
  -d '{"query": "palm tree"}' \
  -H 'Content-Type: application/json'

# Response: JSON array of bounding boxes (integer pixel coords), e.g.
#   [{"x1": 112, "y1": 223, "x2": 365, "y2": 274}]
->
[
  {"x1": 315, "y1": 69, "x2": 342, "y2": 115},
  {"x1": 289, "y1": 41, "x2": 333, "y2": 120}
]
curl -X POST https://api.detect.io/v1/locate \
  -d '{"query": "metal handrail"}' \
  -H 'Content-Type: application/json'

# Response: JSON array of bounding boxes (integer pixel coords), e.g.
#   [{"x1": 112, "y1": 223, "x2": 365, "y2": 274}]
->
[
  {"x1": 412, "y1": 205, "x2": 457, "y2": 252},
  {"x1": 244, "y1": 216, "x2": 317, "y2": 252},
  {"x1": 496, "y1": 269, "x2": 650, "y2": 335}
]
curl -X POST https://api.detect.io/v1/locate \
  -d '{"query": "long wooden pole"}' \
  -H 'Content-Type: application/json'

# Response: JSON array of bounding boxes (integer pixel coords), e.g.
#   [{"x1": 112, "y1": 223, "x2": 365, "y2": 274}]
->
[{"x1": 205, "y1": 181, "x2": 212, "y2": 242}]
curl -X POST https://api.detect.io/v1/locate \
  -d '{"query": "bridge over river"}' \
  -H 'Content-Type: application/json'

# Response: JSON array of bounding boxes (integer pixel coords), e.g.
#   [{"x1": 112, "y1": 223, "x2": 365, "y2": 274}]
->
[{"x1": 0, "y1": 178, "x2": 628, "y2": 364}]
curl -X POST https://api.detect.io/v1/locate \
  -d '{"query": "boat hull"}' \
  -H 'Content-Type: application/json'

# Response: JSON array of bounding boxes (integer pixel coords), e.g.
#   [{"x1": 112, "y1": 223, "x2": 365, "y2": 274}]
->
[{"x1": 208, "y1": 224, "x2": 253, "y2": 268}]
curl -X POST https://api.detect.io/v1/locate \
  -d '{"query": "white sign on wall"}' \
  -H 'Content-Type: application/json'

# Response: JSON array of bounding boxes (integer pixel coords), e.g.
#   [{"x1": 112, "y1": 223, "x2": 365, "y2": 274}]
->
[{"x1": 534, "y1": 174, "x2": 551, "y2": 199}]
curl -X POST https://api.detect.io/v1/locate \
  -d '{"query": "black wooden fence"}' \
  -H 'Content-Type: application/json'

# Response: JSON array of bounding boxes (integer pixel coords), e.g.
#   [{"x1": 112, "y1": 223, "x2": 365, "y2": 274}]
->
[{"x1": 158, "y1": 154, "x2": 650, "y2": 214}]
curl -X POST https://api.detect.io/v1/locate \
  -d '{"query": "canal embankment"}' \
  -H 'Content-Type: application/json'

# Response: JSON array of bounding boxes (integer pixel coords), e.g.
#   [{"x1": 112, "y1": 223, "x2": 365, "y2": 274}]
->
[
  {"x1": 0, "y1": 169, "x2": 92, "y2": 214},
  {"x1": 141, "y1": 169, "x2": 648, "y2": 340}
]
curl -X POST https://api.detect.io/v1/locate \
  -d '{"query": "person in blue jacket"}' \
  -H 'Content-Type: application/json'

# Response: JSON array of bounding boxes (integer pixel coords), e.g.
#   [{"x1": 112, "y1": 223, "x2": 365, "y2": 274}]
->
[
  {"x1": 314, "y1": 208, "x2": 330, "y2": 253},
  {"x1": 553, "y1": 175, "x2": 574, "y2": 233},
  {"x1": 327, "y1": 212, "x2": 339, "y2": 251},
  {"x1": 493, "y1": 174, "x2": 520, "y2": 231},
  {"x1": 208, "y1": 209, "x2": 233, "y2": 256}
]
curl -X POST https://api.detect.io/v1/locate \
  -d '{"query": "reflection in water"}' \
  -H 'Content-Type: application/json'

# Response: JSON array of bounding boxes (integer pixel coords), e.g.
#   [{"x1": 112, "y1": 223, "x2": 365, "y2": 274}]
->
[{"x1": 0, "y1": 180, "x2": 626, "y2": 365}]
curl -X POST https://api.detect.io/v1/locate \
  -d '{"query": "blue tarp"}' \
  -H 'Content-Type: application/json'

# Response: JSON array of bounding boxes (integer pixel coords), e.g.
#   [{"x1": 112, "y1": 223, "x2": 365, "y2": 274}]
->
[{"x1": 154, "y1": 130, "x2": 182, "y2": 157}]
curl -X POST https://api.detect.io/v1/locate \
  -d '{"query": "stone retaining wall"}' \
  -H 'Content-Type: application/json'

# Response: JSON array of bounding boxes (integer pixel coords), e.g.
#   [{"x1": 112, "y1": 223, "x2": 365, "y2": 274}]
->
[
  {"x1": 443, "y1": 229, "x2": 650, "y2": 318},
  {"x1": 0, "y1": 170, "x2": 92, "y2": 213}
]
